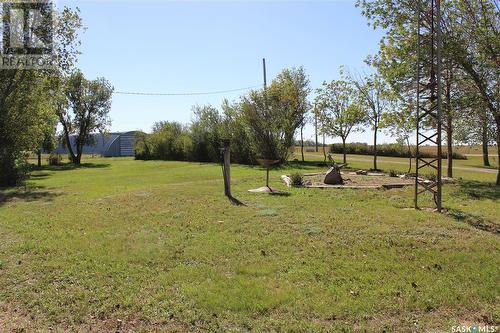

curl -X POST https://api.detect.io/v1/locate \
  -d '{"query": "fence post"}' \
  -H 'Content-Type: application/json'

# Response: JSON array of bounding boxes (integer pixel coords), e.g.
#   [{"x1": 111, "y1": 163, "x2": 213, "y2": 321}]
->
[{"x1": 222, "y1": 140, "x2": 231, "y2": 197}]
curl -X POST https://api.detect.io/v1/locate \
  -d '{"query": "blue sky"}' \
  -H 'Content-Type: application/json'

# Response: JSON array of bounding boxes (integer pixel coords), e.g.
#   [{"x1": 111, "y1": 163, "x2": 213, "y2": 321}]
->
[{"x1": 59, "y1": 0, "x2": 390, "y2": 144}]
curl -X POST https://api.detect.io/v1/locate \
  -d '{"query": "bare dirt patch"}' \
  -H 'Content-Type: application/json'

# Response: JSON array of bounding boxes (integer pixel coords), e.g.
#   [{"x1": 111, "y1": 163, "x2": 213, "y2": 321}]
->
[{"x1": 302, "y1": 172, "x2": 413, "y2": 189}]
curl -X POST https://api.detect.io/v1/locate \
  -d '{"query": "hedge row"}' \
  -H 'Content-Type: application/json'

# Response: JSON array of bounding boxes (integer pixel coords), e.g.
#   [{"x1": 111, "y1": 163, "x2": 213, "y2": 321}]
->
[{"x1": 330, "y1": 142, "x2": 467, "y2": 160}]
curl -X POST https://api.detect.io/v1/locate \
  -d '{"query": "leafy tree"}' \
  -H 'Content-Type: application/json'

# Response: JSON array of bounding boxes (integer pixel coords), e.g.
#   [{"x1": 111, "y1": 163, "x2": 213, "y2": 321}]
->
[
  {"x1": 345, "y1": 71, "x2": 392, "y2": 171},
  {"x1": 312, "y1": 103, "x2": 330, "y2": 162},
  {"x1": 149, "y1": 121, "x2": 192, "y2": 160},
  {"x1": 357, "y1": 0, "x2": 500, "y2": 184},
  {"x1": 382, "y1": 101, "x2": 416, "y2": 173},
  {"x1": 315, "y1": 80, "x2": 365, "y2": 164},
  {"x1": 220, "y1": 99, "x2": 254, "y2": 164},
  {"x1": 35, "y1": 124, "x2": 58, "y2": 167},
  {"x1": 241, "y1": 67, "x2": 310, "y2": 163},
  {"x1": 299, "y1": 113, "x2": 310, "y2": 162},
  {"x1": 58, "y1": 70, "x2": 113, "y2": 164},
  {"x1": 190, "y1": 104, "x2": 223, "y2": 162},
  {"x1": 0, "y1": 6, "x2": 82, "y2": 185},
  {"x1": 0, "y1": 72, "x2": 55, "y2": 185}
]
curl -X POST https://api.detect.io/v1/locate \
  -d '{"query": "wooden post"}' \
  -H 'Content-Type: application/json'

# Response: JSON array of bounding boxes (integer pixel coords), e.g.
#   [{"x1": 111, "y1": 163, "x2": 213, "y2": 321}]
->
[
  {"x1": 262, "y1": 58, "x2": 267, "y2": 90},
  {"x1": 222, "y1": 140, "x2": 231, "y2": 197}
]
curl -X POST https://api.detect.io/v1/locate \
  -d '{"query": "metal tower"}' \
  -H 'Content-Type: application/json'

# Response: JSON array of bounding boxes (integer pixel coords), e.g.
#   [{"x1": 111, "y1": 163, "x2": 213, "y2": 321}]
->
[{"x1": 415, "y1": 0, "x2": 443, "y2": 211}]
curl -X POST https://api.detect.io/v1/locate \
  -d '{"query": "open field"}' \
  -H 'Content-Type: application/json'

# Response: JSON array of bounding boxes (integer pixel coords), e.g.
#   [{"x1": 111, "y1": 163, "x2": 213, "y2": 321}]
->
[
  {"x1": 1, "y1": 154, "x2": 499, "y2": 332},
  {"x1": 300, "y1": 152, "x2": 499, "y2": 181},
  {"x1": 296, "y1": 145, "x2": 499, "y2": 158}
]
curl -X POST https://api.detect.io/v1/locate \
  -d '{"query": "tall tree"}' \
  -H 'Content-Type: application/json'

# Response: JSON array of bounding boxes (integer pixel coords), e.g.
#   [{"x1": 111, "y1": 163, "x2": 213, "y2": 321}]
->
[
  {"x1": 241, "y1": 67, "x2": 310, "y2": 163},
  {"x1": 357, "y1": 0, "x2": 500, "y2": 184},
  {"x1": 383, "y1": 101, "x2": 416, "y2": 173},
  {"x1": 58, "y1": 71, "x2": 113, "y2": 165},
  {"x1": 447, "y1": 0, "x2": 499, "y2": 183},
  {"x1": 315, "y1": 80, "x2": 365, "y2": 164},
  {"x1": 0, "y1": 6, "x2": 82, "y2": 185},
  {"x1": 346, "y1": 71, "x2": 392, "y2": 170},
  {"x1": 299, "y1": 113, "x2": 310, "y2": 162}
]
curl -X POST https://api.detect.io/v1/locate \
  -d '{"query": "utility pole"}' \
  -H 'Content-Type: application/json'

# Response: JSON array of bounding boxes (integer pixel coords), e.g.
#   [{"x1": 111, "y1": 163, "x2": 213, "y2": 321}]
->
[
  {"x1": 262, "y1": 58, "x2": 267, "y2": 90},
  {"x1": 314, "y1": 107, "x2": 318, "y2": 153}
]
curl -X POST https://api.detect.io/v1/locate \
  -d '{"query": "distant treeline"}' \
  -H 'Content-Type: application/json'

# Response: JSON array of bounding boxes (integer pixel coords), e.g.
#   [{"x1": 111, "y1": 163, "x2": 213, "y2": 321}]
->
[{"x1": 330, "y1": 143, "x2": 467, "y2": 160}]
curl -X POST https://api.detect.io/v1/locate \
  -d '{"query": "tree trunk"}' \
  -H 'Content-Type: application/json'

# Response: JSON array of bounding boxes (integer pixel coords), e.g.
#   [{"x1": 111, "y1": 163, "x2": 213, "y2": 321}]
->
[
  {"x1": 76, "y1": 144, "x2": 82, "y2": 165},
  {"x1": 300, "y1": 125, "x2": 304, "y2": 162},
  {"x1": 63, "y1": 130, "x2": 77, "y2": 164},
  {"x1": 445, "y1": 78, "x2": 453, "y2": 178},
  {"x1": 37, "y1": 150, "x2": 42, "y2": 167},
  {"x1": 342, "y1": 138, "x2": 347, "y2": 164},
  {"x1": 59, "y1": 114, "x2": 77, "y2": 164},
  {"x1": 373, "y1": 128, "x2": 378, "y2": 170},
  {"x1": 482, "y1": 112, "x2": 490, "y2": 167},
  {"x1": 323, "y1": 134, "x2": 326, "y2": 162},
  {"x1": 315, "y1": 114, "x2": 318, "y2": 153},
  {"x1": 446, "y1": 114, "x2": 453, "y2": 178},
  {"x1": 496, "y1": 118, "x2": 500, "y2": 186}
]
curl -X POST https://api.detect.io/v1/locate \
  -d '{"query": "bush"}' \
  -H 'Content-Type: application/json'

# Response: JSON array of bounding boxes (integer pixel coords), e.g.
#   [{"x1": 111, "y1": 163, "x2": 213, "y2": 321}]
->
[
  {"x1": 48, "y1": 153, "x2": 63, "y2": 166},
  {"x1": 388, "y1": 169, "x2": 398, "y2": 177},
  {"x1": 190, "y1": 105, "x2": 223, "y2": 162},
  {"x1": 423, "y1": 173, "x2": 437, "y2": 182},
  {"x1": 330, "y1": 142, "x2": 467, "y2": 160},
  {"x1": 135, "y1": 121, "x2": 192, "y2": 161},
  {"x1": 0, "y1": 150, "x2": 30, "y2": 187},
  {"x1": 135, "y1": 104, "x2": 256, "y2": 164},
  {"x1": 290, "y1": 172, "x2": 304, "y2": 187}
]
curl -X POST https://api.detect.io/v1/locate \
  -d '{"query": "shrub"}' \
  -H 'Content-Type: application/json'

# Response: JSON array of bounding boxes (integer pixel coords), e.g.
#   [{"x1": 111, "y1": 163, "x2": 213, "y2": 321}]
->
[
  {"x1": 0, "y1": 150, "x2": 30, "y2": 187},
  {"x1": 290, "y1": 172, "x2": 304, "y2": 187},
  {"x1": 388, "y1": 169, "x2": 398, "y2": 177},
  {"x1": 135, "y1": 104, "x2": 256, "y2": 164},
  {"x1": 423, "y1": 173, "x2": 437, "y2": 182},
  {"x1": 135, "y1": 121, "x2": 192, "y2": 161},
  {"x1": 48, "y1": 153, "x2": 63, "y2": 166},
  {"x1": 330, "y1": 142, "x2": 467, "y2": 160},
  {"x1": 190, "y1": 105, "x2": 223, "y2": 162}
]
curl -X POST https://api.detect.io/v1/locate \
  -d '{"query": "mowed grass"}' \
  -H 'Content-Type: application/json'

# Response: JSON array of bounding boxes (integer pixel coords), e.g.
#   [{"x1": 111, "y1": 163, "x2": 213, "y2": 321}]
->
[{"x1": 0, "y1": 154, "x2": 499, "y2": 332}]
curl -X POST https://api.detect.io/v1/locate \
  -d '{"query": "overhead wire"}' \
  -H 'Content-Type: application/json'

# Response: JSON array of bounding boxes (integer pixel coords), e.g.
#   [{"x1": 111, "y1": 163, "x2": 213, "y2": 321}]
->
[{"x1": 114, "y1": 84, "x2": 262, "y2": 96}]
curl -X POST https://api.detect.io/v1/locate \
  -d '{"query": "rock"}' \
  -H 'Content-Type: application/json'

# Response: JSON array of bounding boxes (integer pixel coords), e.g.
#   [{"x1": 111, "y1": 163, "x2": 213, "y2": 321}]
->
[
  {"x1": 281, "y1": 175, "x2": 292, "y2": 187},
  {"x1": 324, "y1": 167, "x2": 344, "y2": 185},
  {"x1": 355, "y1": 170, "x2": 368, "y2": 175}
]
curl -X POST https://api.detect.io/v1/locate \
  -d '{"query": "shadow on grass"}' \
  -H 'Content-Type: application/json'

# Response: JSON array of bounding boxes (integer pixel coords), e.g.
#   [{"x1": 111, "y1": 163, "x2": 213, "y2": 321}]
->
[
  {"x1": 227, "y1": 195, "x2": 246, "y2": 206},
  {"x1": 0, "y1": 188, "x2": 60, "y2": 207},
  {"x1": 37, "y1": 162, "x2": 110, "y2": 172},
  {"x1": 269, "y1": 191, "x2": 291, "y2": 197},
  {"x1": 447, "y1": 209, "x2": 499, "y2": 234},
  {"x1": 30, "y1": 173, "x2": 51, "y2": 179},
  {"x1": 455, "y1": 180, "x2": 500, "y2": 201}
]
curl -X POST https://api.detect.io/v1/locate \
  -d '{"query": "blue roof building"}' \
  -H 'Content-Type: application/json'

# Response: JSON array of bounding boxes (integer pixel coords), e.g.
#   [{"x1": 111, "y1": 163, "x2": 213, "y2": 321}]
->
[{"x1": 54, "y1": 131, "x2": 137, "y2": 157}]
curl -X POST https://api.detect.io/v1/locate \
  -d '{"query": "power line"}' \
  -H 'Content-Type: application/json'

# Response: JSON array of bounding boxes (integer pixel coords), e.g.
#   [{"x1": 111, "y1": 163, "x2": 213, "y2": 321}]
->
[{"x1": 114, "y1": 84, "x2": 262, "y2": 96}]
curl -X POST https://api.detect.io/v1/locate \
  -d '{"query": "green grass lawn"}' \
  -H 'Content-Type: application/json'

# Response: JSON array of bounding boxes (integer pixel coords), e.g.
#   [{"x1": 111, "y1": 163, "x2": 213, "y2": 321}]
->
[{"x1": 0, "y1": 154, "x2": 499, "y2": 332}]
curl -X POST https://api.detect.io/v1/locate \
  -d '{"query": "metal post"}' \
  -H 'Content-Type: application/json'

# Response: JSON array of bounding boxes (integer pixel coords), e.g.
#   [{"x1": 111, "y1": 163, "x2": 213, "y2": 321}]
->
[
  {"x1": 266, "y1": 167, "x2": 270, "y2": 189},
  {"x1": 436, "y1": 0, "x2": 443, "y2": 211},
  {"x1": 415, "y1": 0, "x2": 422, "y2": 209},
  {"x1": 415, "y1": 0, "x2": 443, "y2": 212}
]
